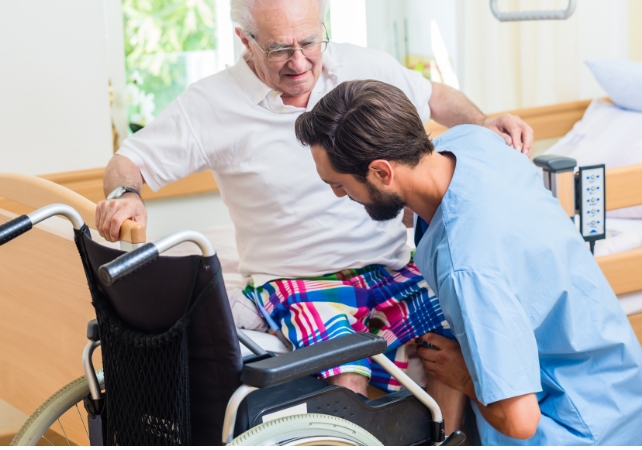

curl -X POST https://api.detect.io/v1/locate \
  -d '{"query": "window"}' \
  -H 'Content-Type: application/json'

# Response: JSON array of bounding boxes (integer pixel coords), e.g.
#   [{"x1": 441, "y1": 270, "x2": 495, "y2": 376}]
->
[{"x1": 122, "y1": 0, "x2": 234, "y2": 130}]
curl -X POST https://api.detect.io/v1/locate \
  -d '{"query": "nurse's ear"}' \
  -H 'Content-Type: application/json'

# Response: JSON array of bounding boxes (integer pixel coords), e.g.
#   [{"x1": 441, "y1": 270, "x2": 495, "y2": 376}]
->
[{"x1": 367, "y1": 160, "x2": 395, "y2": 188}]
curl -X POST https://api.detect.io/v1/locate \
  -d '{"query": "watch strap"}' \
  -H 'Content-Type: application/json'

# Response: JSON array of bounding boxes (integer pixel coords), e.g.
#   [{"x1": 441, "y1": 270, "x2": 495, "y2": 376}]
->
[{"x1": 107, "y1": 186, "x2": 142, "y2": 200}]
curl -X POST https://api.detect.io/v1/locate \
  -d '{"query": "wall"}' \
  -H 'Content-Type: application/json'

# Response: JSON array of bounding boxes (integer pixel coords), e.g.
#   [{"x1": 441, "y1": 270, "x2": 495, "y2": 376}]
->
[
  {"x1": 460, "y1": 0, "x2": 630, "y2": 113},
  {"x1": 0, "y1": 0, "x2": 113, "y2": 176},
  {"x1": 105, "y1": 0, "x2": 129, "y2": 148},
  {"x1": 365, "y1": 0, "x2": 459, "y2": 74},
  {"x1": 330, "y1": 0, "x2": 367, "y2": 47},
  {"x1": 631, "y1": 0, "x2": 642, "y2": 61}
]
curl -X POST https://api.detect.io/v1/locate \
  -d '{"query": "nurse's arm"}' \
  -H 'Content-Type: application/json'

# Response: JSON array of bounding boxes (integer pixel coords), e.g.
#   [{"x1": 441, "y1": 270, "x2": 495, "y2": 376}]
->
[
  {"x1": 428, "y1": 82, "x2": 533, "y2": 155},
  {"x1": 419, "y1": 332, "x2": 540, "y2": 440},
  {"x1": 469, "y1": 390, "x2": 540, "y2": 440}
]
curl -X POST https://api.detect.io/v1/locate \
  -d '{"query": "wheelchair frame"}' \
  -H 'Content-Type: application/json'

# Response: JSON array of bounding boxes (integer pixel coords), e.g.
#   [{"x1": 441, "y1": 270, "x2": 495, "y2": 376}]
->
[{"x1": 2, "y1": 203, "x2": 465, "y2": 446}]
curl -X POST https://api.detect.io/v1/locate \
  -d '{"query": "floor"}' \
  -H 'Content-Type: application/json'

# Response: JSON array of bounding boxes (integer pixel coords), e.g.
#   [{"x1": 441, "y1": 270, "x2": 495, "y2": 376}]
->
[{"x1": 0, "y1": 398, "x2": 27, "y2": 445}]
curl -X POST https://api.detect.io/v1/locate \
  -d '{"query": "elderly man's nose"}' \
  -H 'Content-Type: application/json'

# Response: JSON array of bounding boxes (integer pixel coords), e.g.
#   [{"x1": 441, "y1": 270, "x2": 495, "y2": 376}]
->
[{"x1": 288, "y1": 50, "x2": 308, "y2": 70}]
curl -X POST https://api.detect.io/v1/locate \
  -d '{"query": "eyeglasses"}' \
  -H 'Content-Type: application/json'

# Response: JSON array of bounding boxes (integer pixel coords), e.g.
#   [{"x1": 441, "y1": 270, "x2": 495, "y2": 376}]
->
[{"x1": 249, "y1": 27, "x2": 329, "y2": 62}]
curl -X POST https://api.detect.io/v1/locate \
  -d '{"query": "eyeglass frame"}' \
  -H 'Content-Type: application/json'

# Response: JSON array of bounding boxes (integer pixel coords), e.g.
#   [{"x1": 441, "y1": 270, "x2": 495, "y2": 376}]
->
[{"x1": 248, "y1": 24, "x2": 330, "y2": 62}]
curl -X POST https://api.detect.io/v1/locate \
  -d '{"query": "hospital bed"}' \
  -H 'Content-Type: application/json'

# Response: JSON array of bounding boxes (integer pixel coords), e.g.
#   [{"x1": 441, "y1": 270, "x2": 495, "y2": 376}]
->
[{"x1": 0, "y1": 99, "x2": 641, "y2": 443}]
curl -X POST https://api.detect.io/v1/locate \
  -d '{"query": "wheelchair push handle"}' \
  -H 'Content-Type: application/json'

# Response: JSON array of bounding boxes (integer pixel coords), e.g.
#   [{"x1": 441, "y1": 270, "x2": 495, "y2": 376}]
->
[
  {"x1": 0, "y1": 215, "x2": 32, "y2": 245},
  {"x1": 99, "y1": 229, "x2": 215, "y2": 285},
  {"x1": 0, "y1": 204, "x2": 84, "y2": 246},
  {"x1": 99, "y1": 243, "x2": 158, "y2": 285}
]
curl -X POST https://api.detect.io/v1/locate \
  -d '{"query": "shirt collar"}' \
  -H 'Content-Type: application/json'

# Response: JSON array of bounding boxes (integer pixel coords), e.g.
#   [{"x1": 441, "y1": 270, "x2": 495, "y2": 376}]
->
[
  {"x1": 227, "y1": 53, "x2": 273, "y2": 104},
  {"x1": 227, "y1": 44, "x2": 344, "y2": 105},
  {"x1": 322, "y1": 43, "x2": 343, "y2": 81}
]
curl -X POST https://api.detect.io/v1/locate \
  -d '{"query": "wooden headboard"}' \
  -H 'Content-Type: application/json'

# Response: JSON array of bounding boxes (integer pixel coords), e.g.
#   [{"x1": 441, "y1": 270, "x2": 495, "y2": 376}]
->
[{"x1": 425, "y1": 99, "x2": 593, "y2": 140}]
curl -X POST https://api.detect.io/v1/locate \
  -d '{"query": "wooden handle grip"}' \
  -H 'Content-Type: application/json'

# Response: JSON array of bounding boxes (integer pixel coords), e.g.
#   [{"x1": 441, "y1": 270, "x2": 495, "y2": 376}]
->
[{"x1": 119, "y1": 219, "x2": 146, "y2": 244}]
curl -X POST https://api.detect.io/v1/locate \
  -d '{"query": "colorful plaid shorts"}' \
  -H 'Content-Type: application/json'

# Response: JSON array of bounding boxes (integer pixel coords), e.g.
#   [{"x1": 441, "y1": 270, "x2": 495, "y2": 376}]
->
[{"x1": 242, "y1": 262, "x2": 451, "y2": 393}]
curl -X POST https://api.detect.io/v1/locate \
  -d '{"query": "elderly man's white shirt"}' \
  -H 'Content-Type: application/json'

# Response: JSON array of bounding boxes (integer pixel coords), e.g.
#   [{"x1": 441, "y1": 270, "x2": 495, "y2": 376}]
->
[{"x1": 118, "y1": 42, "x2": 433, "y2": 285}]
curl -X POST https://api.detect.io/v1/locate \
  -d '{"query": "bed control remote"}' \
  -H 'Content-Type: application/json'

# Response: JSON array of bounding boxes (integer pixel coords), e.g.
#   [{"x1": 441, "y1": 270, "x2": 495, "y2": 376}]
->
[{"x1": 577, "y1": 165, "x2": 606, "y2": 246}]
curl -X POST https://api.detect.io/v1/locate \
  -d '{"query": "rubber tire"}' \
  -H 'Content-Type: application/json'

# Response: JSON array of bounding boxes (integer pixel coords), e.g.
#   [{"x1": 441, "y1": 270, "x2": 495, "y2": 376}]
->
[
  {"x1": 227, "y1": 413, "x2": 383, "y2": 446},
  {"x1": 10, "y1": 370, "x2": 104, "y2": 446}
]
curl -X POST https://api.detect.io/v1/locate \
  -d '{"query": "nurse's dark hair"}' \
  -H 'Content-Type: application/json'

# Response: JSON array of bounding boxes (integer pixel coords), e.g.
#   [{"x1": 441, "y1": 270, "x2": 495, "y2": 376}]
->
[{"x1": 295, "y1": 79, "x2": 433, "y2": 181}]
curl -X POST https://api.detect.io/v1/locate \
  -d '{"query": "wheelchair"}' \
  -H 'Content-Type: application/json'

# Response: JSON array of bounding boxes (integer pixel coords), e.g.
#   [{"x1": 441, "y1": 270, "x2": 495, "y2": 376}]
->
[{"x1": 1, "y1": 203, "x2": 465, "y2": 446}]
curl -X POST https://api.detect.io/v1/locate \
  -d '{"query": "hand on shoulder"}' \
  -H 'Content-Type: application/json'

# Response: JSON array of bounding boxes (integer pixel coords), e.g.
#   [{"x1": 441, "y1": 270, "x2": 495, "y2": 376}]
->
[{"x1": 482, "y1": 113, "x2": 534, "y2": 156}]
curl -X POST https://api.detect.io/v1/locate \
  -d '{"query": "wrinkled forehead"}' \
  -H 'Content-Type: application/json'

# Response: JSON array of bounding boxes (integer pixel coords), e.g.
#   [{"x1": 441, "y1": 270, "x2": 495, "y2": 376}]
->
[{"x1": 252, "y1": 0, "x2": 323, "y2": 45}]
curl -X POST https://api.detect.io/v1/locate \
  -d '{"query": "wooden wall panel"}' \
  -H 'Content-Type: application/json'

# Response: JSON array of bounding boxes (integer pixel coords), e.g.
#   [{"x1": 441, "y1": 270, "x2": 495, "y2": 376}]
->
[{"x1": 0, "y1": 99, "x2": 594, "y2": 218}]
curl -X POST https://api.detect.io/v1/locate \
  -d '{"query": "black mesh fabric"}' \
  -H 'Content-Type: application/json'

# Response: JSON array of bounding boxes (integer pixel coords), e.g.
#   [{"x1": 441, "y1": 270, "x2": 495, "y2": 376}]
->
[
  {"x1": 95, "y1": 303, "x2": 192, "y2": 445},
  {"x1": 74, "y1": 226, "x2": 243, "y2": 445}
]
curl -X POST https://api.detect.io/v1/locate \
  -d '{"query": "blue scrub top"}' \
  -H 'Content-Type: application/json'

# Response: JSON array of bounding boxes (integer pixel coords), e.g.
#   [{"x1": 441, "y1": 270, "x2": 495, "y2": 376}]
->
[{"x1": 414, "y1": 125, "x2": 642, "y2": 445}]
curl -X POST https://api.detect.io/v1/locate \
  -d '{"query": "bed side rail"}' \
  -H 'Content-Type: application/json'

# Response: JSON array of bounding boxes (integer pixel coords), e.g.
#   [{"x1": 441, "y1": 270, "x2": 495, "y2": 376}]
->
[
  {"x1": 0, "y1": 173, "x2": 146, "y2": 246},
  {"x1": 596, "y1": 248, "x2": 642, "y2": 296},
  {"x1": 605, "y1": 163, "x2": 642, "y2": 211}
]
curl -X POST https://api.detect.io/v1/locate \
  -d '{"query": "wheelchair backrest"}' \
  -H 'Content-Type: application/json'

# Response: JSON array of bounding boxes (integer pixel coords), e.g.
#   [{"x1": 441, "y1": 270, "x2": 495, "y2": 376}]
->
[{"x1": 74, "y1": 226, "x2": 243, "y2": 445}]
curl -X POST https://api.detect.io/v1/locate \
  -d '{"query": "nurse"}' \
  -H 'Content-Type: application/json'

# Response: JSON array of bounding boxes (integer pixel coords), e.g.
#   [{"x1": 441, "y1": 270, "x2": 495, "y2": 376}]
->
[{"x1": 295, "y1": 79, "x2": 642, "y2": 444}]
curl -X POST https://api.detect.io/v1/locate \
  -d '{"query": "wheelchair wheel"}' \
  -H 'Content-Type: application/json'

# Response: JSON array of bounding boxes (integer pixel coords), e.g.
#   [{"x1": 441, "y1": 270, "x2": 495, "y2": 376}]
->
[
  {"x1": 228, "y1": 413, "x2": 383, "y2": 446},
  {"x1": 10, "y1": 370, "x2": 104, "y2": 446}
]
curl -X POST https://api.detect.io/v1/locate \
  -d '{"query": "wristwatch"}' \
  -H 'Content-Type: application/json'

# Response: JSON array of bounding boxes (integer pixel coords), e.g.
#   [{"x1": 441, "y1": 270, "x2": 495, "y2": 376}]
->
[{"x1": 107, "y1": 186, "x2": 142, "y2": 200}]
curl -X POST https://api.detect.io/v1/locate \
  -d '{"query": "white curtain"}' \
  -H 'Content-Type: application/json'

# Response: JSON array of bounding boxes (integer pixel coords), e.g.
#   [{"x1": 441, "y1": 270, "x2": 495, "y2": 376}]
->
[{"x1": 460, "y1": 0, "x2": 630, "y2": 113}]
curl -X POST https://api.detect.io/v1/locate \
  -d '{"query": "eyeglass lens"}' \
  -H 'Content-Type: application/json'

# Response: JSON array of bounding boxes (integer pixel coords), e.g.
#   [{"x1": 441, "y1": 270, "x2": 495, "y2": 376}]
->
[{"x1": 268, "y1": 41, "x2": 328, "y2": 61}]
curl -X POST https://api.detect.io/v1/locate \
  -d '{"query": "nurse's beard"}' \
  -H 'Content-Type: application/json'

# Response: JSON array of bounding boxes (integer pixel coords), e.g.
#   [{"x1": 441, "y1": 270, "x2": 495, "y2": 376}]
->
[{"x1": 361, "y1": 181, "x2": 405, "y2": 222}]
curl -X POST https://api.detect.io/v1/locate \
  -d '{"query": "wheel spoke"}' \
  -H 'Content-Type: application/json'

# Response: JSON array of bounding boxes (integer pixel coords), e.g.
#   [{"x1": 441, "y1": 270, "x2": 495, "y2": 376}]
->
[
  {"x1": 75, "y1": 403, "x2": 89, "y2": 440},
  {"x1": 41, "y1": 434, "x2": 55, "y2": 446},
  {"x1": 57, "y1": 418, "x2": 71, "y2": 446}
]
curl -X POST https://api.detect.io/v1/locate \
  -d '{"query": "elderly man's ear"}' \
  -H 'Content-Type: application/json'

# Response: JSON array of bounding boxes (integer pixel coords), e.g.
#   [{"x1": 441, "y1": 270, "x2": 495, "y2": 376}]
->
[
  {"x1": 235, "y1": 28, "x2": 253, "y2": 55},
  {"x1": 367, "y1": 160, "x2": 395, "y2": 187}
]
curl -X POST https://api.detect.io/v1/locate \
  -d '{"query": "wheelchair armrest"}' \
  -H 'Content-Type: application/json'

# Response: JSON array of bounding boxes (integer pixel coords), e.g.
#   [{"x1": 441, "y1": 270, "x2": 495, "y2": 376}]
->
[{"x1": 240, "y1": 333, "x2": 388, "y2": 388}]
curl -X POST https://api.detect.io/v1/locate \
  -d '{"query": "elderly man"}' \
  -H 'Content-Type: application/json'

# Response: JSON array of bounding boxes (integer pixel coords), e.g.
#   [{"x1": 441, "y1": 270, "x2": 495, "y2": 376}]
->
[{"x1": 97, "y1": 0, "x2": 532, "y2": 430}]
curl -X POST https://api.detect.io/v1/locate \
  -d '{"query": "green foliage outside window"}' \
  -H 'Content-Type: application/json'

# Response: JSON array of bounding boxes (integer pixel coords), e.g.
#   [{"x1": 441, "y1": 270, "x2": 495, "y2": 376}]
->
[{"x1": 123, "y1": 0, "x2": 217, "y2": 127}]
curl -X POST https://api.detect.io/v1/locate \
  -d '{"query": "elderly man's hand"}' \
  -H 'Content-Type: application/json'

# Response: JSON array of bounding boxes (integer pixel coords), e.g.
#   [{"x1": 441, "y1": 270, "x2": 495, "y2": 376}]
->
[
  {"x1": 417, "y1": 332, "x2": 475, "y2": 399},
  {"x1": 95, "y1": 194, "x2": 147, "y2": 242},
  {"x1": 483, "y1": 114, "x2": 534, "y2": 156}
]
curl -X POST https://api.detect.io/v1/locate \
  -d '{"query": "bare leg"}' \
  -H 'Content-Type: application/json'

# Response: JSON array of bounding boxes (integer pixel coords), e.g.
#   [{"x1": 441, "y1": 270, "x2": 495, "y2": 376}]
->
[
  {"x1": 425, "y1": 376, "x2": 467, "y2": 436},
  {"x1": 326, "y1": 372, "x2": 369, "y2": 397}
]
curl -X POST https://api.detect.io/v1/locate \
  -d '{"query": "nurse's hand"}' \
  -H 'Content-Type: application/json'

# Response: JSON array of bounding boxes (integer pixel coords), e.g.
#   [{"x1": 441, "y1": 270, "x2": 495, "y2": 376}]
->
[
  {"x1": 95, "y1": 194, "x2": 147, "y2": 242},
  {"x1": 417, "y1": 332, "x2": 476, "y2": 399},
  {"x1": 419, "y1": 332, "x2": 541, "y2": 440},
  {"x1": 482, "y1": 114, "x2": 534, "y2": 156}
]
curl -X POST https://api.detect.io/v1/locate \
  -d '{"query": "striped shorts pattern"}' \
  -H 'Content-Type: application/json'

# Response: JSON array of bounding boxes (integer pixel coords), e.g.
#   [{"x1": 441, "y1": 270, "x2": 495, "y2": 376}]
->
[{"x1": 242, "y1": 262, "x2": 450, "y2": 392}]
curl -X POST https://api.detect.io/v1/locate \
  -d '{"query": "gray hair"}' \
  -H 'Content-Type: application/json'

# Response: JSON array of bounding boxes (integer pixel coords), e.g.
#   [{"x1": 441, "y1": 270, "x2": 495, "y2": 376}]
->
[{"x1": 230, "y1": 0, "x2": 329, "y2": 35}]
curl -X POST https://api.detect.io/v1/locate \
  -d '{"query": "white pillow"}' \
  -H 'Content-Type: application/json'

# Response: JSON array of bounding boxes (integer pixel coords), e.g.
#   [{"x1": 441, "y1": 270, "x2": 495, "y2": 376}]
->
[
  {"x1": 545, "y1": 99, "x2": 642, "y2": 219},
  {"x1": 585, "y1": 59, "x2": 642, "y2": 112}
]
